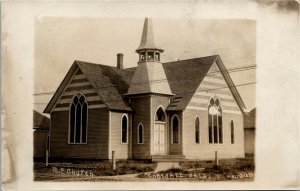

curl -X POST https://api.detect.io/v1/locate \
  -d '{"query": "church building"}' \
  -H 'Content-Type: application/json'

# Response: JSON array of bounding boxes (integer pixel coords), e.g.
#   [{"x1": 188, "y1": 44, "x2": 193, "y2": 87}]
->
[{"x1": 44, "y1": 18, "x2": 247, "y2": 161}]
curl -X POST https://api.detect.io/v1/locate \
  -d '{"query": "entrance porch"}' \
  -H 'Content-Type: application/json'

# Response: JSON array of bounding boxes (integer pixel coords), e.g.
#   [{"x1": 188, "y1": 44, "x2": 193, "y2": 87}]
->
[{"x1": 151, "y1": 108, "x2": 184, "y2": 161}]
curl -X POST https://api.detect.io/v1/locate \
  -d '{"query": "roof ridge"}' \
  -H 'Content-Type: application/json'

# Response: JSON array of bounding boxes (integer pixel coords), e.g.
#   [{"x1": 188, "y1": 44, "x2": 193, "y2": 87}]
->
[
  {"x1": 75, "y1": 60, "x2": 113, "y2": 67},
  {"x1": 75, "y1": 60, "x2": 135, "y2": 72},
  {"x1": 163, "y1": 55, "x2": 219, "y2": 65}
]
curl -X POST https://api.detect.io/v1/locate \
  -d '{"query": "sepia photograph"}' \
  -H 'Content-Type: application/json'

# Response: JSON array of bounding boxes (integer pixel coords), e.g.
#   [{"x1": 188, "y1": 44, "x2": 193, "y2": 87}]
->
[{"x1": 32, "y1": 17, "x2": 256, "y2": 181}]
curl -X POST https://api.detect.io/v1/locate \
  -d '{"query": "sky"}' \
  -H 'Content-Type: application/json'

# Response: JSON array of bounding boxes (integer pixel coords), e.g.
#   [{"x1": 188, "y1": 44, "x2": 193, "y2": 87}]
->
[{"x1": 34, "y1": 18, "x2": 256, "y2": 114}]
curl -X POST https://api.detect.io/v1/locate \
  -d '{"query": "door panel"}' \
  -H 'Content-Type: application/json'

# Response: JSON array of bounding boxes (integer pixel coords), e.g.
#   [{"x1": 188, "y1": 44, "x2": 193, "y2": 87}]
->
[
  {"x1": 154, "y1": 125, "x2": 159, "y2": 154},
  {"x1": 159, "y1": 124, "x2": 165, "y2": 154},
  {"x1": 154, "y1": 123, "x2": 166, "y2": 155}
]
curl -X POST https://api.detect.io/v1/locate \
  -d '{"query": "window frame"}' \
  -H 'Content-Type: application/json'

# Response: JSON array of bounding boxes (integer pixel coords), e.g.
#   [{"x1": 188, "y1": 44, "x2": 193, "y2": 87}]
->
[
  {"x1": 68, "y1": 92, "x2": 88, "y2": 144},
  {"x1": 230, "y1": 120, "x2": 235, "y2": 144},
  {"x1": 208, "y1": 97, "x2": 223, "y2": 144},
  {"x1": 195, "y1": 116, "x2": 200, "y2": 144},
  {"x1": 171, "y1": 114, "x2": 180, "y2": 144},
  {"x1": 121, "y1": 114, "x2": 129, "y2": 144},
  {"x1": 155, "y1": 107, "x2": 166, "y2": 122},
  {"x1": 137, "y1": 122, "x2": 144, "y2": 144}
]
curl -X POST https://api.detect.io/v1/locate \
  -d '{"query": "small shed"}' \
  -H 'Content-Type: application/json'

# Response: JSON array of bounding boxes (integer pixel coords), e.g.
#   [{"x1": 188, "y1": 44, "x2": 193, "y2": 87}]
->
[
  {"x1": 244, "y1": 108, "x2": 256, "y2": 156},
  {"x1": 33, "y1": 110, "x2": 50, "y2": 158}
]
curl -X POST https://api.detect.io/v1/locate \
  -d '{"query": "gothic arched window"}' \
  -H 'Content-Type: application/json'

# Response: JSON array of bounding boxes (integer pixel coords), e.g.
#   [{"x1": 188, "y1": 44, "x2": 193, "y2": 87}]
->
[
  {"x1": 69, "y1": 93, "x2": 88, "y2": 144},
  {"x1": 195, "y1": 117, "x2": 200, "y2": 144},
  {"x1": 138, "y1": 123, "x2": 144, "y2": 144},
  {"x1": 172, "y1": 115, "x2": 180, "y2": 144},
  {"x1": 208, "y1": 98, "x2": 223, "y2": 144},
  {"x1": 121, "y1": 115, "x2": 128, "y2": 143},
  {"x1": 155, "y1": 107, "x2": 166, "y2": 122},
  {"x1": 231, "y1": 120, "x2": 235, "y2": 144}
]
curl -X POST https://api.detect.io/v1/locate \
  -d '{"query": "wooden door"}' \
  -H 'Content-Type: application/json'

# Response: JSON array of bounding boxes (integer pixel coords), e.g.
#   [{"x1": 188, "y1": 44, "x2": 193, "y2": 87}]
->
[{"x1": 154, "y1": 123, "x2": 166, "y2": 155}]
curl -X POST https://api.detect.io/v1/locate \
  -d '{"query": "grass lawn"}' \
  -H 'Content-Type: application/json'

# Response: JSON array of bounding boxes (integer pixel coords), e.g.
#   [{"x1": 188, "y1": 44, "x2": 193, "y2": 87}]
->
[
  {"x1": 138, "y1": 158, "x2": 255, "y2": 181},
  {"x1": 34, "y1": 158, "x2": 254, "y2": 181}
]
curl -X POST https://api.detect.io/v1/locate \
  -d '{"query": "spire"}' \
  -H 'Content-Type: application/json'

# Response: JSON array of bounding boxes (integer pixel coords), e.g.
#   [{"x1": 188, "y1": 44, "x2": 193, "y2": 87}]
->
[
  {"x1": 136, "y1": 18, "x2": 163, "y2": 53},
  {"x1": 127, "y1": 18, "x2": 172, "y2": 95}
]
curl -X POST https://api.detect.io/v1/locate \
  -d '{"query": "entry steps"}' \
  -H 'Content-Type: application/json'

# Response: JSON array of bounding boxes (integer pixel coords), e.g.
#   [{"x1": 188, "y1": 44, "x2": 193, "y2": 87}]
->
[{"x1": 151, "y1": 155, "x2": 186, "y2": 162}]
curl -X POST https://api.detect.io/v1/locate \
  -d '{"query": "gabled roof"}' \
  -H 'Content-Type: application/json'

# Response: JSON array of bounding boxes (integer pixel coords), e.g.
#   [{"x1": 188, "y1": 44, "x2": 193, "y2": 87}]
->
[
  {"x1": 244, "y1": 108, "x2": 256, "y2": 129},
  {"x1": 76, "y1": 61, "x2": 134, "y2": 111},
  {"x1": 44, "y1": 55, "x2": 247, "y2": 115},
  {"x1": 44, "y1": 61, "x2": 135, "y2": 113},
  {"x1": 164, "y1": 55, "x2": 247, "y2": 116},
  {"x1": 33, "y1": 110, "x2": 50, "y2": 130},
  {"x1": 163, "y1": 56, "x2": 218, "y2": 111}
]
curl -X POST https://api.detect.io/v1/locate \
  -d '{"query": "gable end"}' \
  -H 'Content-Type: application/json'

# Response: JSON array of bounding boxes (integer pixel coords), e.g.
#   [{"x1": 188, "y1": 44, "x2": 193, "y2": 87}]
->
[{"x1": 44, "y1": 62, "x2": 107, "y2": 113}]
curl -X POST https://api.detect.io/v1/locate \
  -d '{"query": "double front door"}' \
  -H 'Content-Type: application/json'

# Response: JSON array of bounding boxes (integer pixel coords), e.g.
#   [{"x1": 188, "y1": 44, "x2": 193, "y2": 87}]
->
[{"x1": 154, "y1": 123, "x2": 166, "y2": 155}]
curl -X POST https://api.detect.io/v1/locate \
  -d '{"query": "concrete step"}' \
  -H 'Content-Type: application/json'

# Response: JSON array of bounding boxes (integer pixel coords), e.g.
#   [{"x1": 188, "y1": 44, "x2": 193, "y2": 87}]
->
[{"x1": 151, "y1": 155, "x2": 186, "y2": 162}]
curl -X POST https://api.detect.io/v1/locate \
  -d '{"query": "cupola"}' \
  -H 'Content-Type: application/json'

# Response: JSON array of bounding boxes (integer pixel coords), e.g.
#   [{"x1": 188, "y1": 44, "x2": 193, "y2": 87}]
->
[{"x1": 136, "y1": 18, "x2": 164, "y2": 63}]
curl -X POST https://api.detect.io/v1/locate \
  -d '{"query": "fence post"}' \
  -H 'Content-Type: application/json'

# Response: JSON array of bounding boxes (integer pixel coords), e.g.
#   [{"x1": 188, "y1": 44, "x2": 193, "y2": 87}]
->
[
  {"x1": 45, "y1": 150, "x2": 49, "y2": 167},
  {"x1": 112, "y1": 151, "x2": 116, "y2": 170},
  {"x1": 46, "y1": 135, "x2": 49, "y2": 167},
  {"x1": 215, "y1": 150, "x2": 219, "y2": 166}
]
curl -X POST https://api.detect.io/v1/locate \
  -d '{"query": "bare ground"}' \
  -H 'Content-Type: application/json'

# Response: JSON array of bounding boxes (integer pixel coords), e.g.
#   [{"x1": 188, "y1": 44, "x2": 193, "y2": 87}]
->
[{"x1": 34, "y1": 158, "x2": 254, "y2": 182}]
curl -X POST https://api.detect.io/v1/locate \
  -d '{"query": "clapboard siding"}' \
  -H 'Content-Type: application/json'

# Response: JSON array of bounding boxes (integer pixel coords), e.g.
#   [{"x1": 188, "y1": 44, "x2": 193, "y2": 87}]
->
[
  {"x1": 182, "y1": 109, "x2": 244, "y2": 159},
  {"x1": 131, "y1": 96, "x2": 151, "y2": 159},
  {"x1": 168, "y1": 111, "x2": 183, "y2": 155},
  {"x1": 50, "y1": 108, "x2": 109, "y2": 159},
  {"x1": 187, "y1": 62, "x2": 241, "y2": 114},
  {"x1": 110, "y1": 112, "x2": 130, "y2": 159},
  {"x1": 33, "y1": 130, "x2": 49, "y2": 157},
  {"x1": 53, "y1": 69, "x2": 105, "y2": 111},
  {"x1": 244, "y1": 129, "x2": 255, "y2": 154}
]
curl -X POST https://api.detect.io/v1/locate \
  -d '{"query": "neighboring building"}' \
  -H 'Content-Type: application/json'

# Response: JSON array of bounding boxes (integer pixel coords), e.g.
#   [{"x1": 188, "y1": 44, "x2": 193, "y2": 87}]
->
[
  {"x1": 244, "y1": 108, "x2": 256, "y2": 156},
  {"x1": 33, "y1": 110, "x2": 50, "y2": 158},
  {"x1": 44, "y1": 18, "x2": 248, "y2": 161}
]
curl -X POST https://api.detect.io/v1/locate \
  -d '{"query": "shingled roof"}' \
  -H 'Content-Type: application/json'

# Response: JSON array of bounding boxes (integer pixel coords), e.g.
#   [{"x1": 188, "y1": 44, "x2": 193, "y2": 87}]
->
[
  {"x1": 33, "y1": 110, "x2": 50, "y2": 130},
  {"x1": 76, "y1": 61, "x2": 134, "y2": 111},
  {"x1": 44, "y1": 61, "x2": 135, "y2": 113},
  {"x1": 244, "y1": 108, "x2": 256, "y2": 129},
  {"x1": 45, "y1": 55, "x2": 247, "y2": 115},
  {"x1": 163, "y1": 55, "x2": 247, "y2": 115},
  {"x1": 163, "y1": 55, "x2": 219, "y2": 111}
]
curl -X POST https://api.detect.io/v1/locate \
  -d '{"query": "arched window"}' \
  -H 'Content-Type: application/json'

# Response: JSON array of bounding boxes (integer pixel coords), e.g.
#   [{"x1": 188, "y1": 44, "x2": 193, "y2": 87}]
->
[
  {"x1": 69, "y1": 93, "x2": 88, "y2": 144},
  {"x1": 195, "y1": 117, "x2": 200, "y2": 144},
  {"x1": 231, "y1": 120, "x2": 235, "y2": 144},
  {"x1": 208, "y1": 98, "x2": 223, "y2": 144},
  {"x1": 155, "y1": 107, "x2": 166, "y2": 122},
  {"x1": 121, "y1": 115, "x2": 128, "y2": 143},
  {"x1": 137, "y1": 123, "x2": 144, "y2": 144},
  {"x1": 172, "y1": 115, "x2": 180, "y2": 144}
]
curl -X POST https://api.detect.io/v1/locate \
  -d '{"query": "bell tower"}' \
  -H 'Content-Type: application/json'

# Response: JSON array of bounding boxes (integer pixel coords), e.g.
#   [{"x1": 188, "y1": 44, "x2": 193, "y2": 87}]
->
[
  {"x1": 136, "y1": 18, "x2": 164, "y2": 64},
  {"x1": 126, "y1": 18, "x2": 173, "y2": 159}
]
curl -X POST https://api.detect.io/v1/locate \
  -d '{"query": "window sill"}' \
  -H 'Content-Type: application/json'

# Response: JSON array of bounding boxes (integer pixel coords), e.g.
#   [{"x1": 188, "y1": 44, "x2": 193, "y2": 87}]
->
[
  {"x1": 208, "y1": 143, "x2": 224, "y2": 145},
  {"x1": 68, "y1": 143, "x2": 87, "y2": 145}
]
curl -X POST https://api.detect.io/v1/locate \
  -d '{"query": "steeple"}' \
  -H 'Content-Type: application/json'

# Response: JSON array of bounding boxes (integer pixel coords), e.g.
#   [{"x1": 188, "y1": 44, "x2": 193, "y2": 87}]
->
[
  {"x1": 127, "y1": 18, "x2": 172, "y2": 95},
  {"x1": 136, "y1": 18, "x2": 164, "y2": 63}
]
